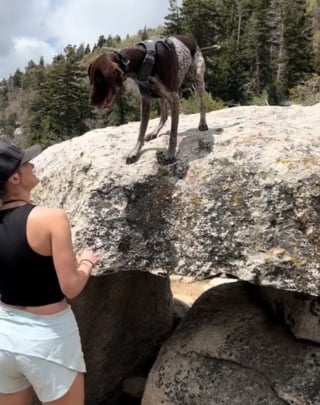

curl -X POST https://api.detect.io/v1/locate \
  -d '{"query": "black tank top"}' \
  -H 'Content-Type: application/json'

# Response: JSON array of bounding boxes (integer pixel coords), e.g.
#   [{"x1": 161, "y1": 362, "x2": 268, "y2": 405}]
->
[{"x1": 0, "y1": 204, "x2": 64, "y2": 306}]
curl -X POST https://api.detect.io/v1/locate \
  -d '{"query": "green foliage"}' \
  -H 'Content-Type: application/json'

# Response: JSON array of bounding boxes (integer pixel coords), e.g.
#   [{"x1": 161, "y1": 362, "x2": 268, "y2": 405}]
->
[
  {"x1": 12, "y1": 69, "x2": 23, "y2": 88},
  {"x1": 25, "y1": 45, "x2": 93, "y2": 147},
  {"x1": 1, "y1": 0, "x2": 320, "y2": 148},
  {"x1": 267, "y1": 80, "x2": 290, "y2": 105},
  {"x1": 180, "y1": 91, "x2": 225, "y2": 114},
  {"x1": 289, "y1": 73, "x2": 320, "y2": 104},
  {"x1": 282, "y1": 0, "x2": 315, "y2": 88},
  {"x1": 179, "y1": 0, "x2": 220, "y2": 46},
  {"x1": 164, "y1": 0, "x2": 184, "y2": 35},
  {"x1": 164, "y1": 0, "x2": 317, "y2": 104},
  {"x1": 141, "y1": 26, "x2": 149, "y2": 40},
  {"x1": 249, "y1": 89, "x2": 269, "y2": 105},
  {"x1": 243, "y1": 0, "x2": 273, "y2": 95},
  {"x1": 21, "y1": 63, "x2": 46, "y2": 90}
]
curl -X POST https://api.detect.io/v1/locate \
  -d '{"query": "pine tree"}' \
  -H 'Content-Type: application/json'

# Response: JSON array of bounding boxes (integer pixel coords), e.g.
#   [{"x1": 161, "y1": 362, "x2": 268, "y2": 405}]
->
[
  {"x1": 282, "y1": 0, "x2": 315, "y2": 88},
  {"x1": 21, "y1": 60, "x2": 46, "y2": 90},
  {"x1": 141, "y1": 26, "x2": 149, "y2": 40},
  {"x1": 311, "y1": 0, "x2": 320, "y2": 71},
  {"x1": 203, "y1": 0, "x2": 255, "y2": 103},
  {"x1": 164, "y1": 0, "x2": 183, "y2": 35},
  {"x1": 242, "y1": 0, "x2": 273, "y2": 97},
  {"x1": 180, "y1": 0, "x2": 220, "y2": 46},
  {"x1": 76, "y1": 43, "x2": 85, "y2": 59},
  {"x1": 26, "y1": 45, "x2": 93, "y2": 146},
  {"x1": 12, "y1": 69, "x2": 23, "y2": 88}
]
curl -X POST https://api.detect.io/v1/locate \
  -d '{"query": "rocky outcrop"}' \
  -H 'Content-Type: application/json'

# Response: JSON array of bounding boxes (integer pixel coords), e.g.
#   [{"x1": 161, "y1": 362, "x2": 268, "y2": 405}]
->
[
  {"x1": 257, "y1": 285, "x2": 320, "y2": 344},
  {"x1": 34, "y1": 103, "x2": 320, "y2": 295},
  {"x1": 31, "y1": 103, "x2": 320, "y2": 403},
  {"x1": 142, "y1": 282, "x2": 320, "y2": 405},
  {"x1": 71, "y1": 271, "x2": 172, "y2": 404}
]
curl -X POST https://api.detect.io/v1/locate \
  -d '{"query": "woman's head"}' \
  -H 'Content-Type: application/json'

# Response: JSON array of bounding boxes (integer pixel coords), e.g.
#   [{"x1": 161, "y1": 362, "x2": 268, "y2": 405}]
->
[{"x1": 0, "y1": 142, "x2": 41, "y2": 199}]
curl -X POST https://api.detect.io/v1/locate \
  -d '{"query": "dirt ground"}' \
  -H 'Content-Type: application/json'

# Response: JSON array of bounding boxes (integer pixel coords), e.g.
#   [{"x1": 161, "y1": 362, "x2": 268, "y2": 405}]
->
[{"x1": 169, "y1": 275, "x2": 238, "y2": 306}]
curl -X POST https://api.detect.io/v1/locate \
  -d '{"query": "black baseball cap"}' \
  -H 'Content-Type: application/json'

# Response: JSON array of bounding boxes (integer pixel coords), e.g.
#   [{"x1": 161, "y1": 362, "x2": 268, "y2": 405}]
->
[{"x1": 0, "y1": 142, "x2": 41, "y2": 183}]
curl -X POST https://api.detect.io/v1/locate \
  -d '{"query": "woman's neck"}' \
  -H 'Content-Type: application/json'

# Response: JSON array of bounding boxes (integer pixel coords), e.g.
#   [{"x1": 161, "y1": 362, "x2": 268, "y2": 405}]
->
[
  {"x1": 1, "y1": 195, "x2": 31, "y2": 209},
  {"x1": 2, "y1": 198, "x2": 30, "y2": 204}
]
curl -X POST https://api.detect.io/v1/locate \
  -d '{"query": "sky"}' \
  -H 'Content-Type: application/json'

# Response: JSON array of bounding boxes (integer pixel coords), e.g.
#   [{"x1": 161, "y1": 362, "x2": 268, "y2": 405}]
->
[{"x1": 0, "y1": 0, "x2": 176, "y2": 80}]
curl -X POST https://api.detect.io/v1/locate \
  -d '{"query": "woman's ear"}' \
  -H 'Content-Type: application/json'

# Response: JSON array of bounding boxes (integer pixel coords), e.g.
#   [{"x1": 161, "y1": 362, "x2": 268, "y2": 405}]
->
[{"x1": 8, "y1": 172, "x2": 20, "y2": 185}]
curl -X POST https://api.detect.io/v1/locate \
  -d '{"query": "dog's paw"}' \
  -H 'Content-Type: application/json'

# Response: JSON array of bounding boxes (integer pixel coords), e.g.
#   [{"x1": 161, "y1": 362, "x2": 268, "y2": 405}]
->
[
  {"x1": 156, "y1": 150, "x2": 176, "y2": 165},
  {"x1": 126, "y1": 154, "x2": 139, "y2": 164},
  {"x1": 126, "y1": 145, "x2": 142, "y2": 164},
  {"x1": 198, "y1": 123, "x2": 209, "y2": 131},
  {"x1": 145, "y1": 133, "x2": 157, "y2": 142}
]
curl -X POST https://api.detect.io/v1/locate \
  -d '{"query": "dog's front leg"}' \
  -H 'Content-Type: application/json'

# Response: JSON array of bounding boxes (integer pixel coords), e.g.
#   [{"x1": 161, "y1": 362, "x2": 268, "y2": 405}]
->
[{"x1": 126, "y1": 97, "x2": 151, "y2": 164}]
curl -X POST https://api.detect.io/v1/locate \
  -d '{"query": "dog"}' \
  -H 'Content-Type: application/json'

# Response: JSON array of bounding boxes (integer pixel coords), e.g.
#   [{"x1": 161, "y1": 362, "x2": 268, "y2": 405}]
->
[{"x1": 88, "y1": 35, "x2": 217, "y2": 164}]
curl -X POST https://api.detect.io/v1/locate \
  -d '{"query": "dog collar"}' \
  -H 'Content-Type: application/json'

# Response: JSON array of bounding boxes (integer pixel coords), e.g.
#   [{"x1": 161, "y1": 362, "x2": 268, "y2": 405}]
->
[{"x1": 117, "y1": 51, "x2": 130, "y2": 74}]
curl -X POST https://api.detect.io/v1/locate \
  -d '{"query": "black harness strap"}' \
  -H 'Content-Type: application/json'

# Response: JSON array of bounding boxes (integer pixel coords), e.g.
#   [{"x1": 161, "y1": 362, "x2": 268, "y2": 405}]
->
[
  {"x1": 136, "y1": 37, "x2": 174, "y2": 99},
  {"x1": 137, "y1": 41, "x2": 156, "y2": 82},
  {"x1": 115, "y1": 50, "x2": 130, "y2": 74},
  {"x1": 100, "y1": 46, "x2": 130, "y2": 74}
]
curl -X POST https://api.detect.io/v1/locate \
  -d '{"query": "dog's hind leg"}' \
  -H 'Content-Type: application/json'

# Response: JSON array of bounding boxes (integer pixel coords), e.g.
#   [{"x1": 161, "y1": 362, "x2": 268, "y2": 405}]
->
[
  {"x1": 148, "y1": 77, "x2": 179, "y2": 163},
  {"x1": 145, "y1": 98, "x2": 168, "y2": 142},
  {"x1": 126, "y1": 97, "x2": 151, "y2": 164},
  {"x1": 166, "y1": 92, "x2": 180, "y2": 162},
  {"x1": 193, "y1": 51, "x2": 208, "y2": 131}
]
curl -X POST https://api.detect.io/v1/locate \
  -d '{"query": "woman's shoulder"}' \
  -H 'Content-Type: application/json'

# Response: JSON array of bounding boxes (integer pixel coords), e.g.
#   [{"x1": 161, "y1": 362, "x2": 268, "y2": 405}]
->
[{"x1": 30, "y1": 205, "x2": 69, "y2": 221}]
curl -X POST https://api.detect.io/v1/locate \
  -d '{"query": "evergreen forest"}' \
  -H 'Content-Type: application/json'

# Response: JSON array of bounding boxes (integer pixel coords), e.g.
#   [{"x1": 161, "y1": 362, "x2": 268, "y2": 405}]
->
[{"x1": 1, "y1": 0, "x2": 320, "y2": 148}]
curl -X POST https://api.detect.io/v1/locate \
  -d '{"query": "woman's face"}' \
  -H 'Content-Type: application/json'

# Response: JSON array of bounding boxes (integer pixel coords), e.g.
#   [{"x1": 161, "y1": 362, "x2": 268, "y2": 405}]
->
[{"x1": 17, "y1": 161, "x2": 40, "y2": 190}]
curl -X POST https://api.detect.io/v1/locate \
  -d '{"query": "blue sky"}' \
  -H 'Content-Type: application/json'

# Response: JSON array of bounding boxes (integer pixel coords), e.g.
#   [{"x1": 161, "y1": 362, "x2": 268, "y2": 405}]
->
[{"x1": 0, "y1": 0, "x2": 179, "y2": 80}]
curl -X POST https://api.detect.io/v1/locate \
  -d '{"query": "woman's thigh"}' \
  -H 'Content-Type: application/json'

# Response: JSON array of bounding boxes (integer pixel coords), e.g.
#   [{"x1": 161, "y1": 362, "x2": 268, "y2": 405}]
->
[
  {"x1": 0, "y1": 349, "x2": 34, "y2": 405},
  {"x1": 0, "y1": 386, "x2": 34, "y2": 405},
  {"x1": 0, "y1": 349, "x2": 84, "y2": 405},
  {"x1": 43, "y1": 373, "x2": 84, "y2": 405},
  {"x1": 16, "y1": 355, "x2": 84, "y2": 404}
]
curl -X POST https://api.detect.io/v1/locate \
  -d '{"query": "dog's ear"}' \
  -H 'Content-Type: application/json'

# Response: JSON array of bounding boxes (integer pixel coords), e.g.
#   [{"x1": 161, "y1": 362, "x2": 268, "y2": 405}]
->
[{"x1": 87, "y1": 63, "x2": 92, "y2": 79}]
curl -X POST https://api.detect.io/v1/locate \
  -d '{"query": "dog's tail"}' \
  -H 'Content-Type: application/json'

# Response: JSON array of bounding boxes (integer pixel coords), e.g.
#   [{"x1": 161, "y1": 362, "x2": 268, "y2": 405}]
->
[{"x1": 200, "y1": 44, "x2": 220, "y2": 55}]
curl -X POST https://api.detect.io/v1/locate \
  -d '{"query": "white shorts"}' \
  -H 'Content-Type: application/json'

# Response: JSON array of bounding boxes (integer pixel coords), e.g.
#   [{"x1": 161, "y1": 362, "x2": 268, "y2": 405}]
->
[
  {"x1": 0, "y1": 350, "x2": 80, "y2": 402},
  {"x1": 0, "y1": 303, "x2": 86, "y2": 402}
]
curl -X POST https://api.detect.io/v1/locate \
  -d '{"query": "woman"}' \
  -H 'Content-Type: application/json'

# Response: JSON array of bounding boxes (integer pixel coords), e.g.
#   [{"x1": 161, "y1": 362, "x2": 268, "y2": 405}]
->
[{"x1": 0, "y1": 142, "x2": 99, "y2": 405}]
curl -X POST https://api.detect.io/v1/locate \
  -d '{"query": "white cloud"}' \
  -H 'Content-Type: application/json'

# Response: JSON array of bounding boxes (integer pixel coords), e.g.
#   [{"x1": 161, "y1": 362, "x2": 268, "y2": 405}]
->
[
  {"x1": 0, "y1": 0, "x2": 174, "y2": 80},
  {"x1": 9, "y1": 37, "x2": 57, "y2": 70}
]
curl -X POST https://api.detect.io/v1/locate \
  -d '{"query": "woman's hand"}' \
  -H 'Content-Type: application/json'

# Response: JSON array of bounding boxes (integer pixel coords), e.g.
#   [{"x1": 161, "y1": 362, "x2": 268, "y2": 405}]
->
[{"x1": 77, "y1": 248, "x2": 99, "y2": 271}]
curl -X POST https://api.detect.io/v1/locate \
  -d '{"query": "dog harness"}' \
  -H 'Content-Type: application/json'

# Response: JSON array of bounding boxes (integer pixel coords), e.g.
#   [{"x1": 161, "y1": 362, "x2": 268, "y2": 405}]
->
[
  {"x1": 117, "y1": 36, "x2": 177, "y2": 99},
  {"x1": 135, "y1": 37, "x2": 174, "y2": 98},
  {"x1": 0, "y1": 204, "x2": 64, "y2": 306}
]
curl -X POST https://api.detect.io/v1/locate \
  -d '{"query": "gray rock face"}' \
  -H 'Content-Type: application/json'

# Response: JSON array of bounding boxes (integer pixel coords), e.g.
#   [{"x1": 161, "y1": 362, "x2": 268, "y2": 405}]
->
[
  {"x1": 30, "y1": 104, "x2": 320, "y2": 403},
  {"x1": 258, "y1": 285, "x2": 320, "y2": 344},
  {"x1": 142, "y1": 282, "x2": 320, "y2": 405},
  {"x1": 71, "y1": 271, "x2": 173, "y2": 404},
  {"x1": 33, "y1": 103, "x2": 320, "y2": 296}
]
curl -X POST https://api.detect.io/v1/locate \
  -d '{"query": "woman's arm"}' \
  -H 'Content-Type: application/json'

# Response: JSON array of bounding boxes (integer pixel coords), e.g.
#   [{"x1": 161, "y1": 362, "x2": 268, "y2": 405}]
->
[{"x1": 49, "y1": 208, "x2": 98, "y2": 299}]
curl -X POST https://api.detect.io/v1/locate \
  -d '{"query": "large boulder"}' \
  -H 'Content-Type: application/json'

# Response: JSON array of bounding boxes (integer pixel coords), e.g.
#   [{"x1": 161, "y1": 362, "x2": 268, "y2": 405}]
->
[
  {"x1": 31, "y1": 103, "x2": 320, "y2": 402},
  {"x1": 71, "y1": 271, "x2": 172, "y2": 404},
  {"x1": 34, "y1": 103, "x2": 320, "y2": 295},
  {"x1": 142, "y1": 282, "x2": 320, "y2": 405}
]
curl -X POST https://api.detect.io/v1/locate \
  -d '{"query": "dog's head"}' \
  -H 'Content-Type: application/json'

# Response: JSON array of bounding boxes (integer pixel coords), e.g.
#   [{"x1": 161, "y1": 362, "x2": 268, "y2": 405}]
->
[{"x1": 88, "y1": 54, "x2": 125, "y2": 109}]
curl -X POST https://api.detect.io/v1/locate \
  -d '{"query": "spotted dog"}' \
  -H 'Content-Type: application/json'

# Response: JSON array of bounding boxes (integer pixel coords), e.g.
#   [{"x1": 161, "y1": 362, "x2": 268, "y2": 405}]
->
[{"x1": 88, "y1": 35, "x2": 214, "y2": 164}]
